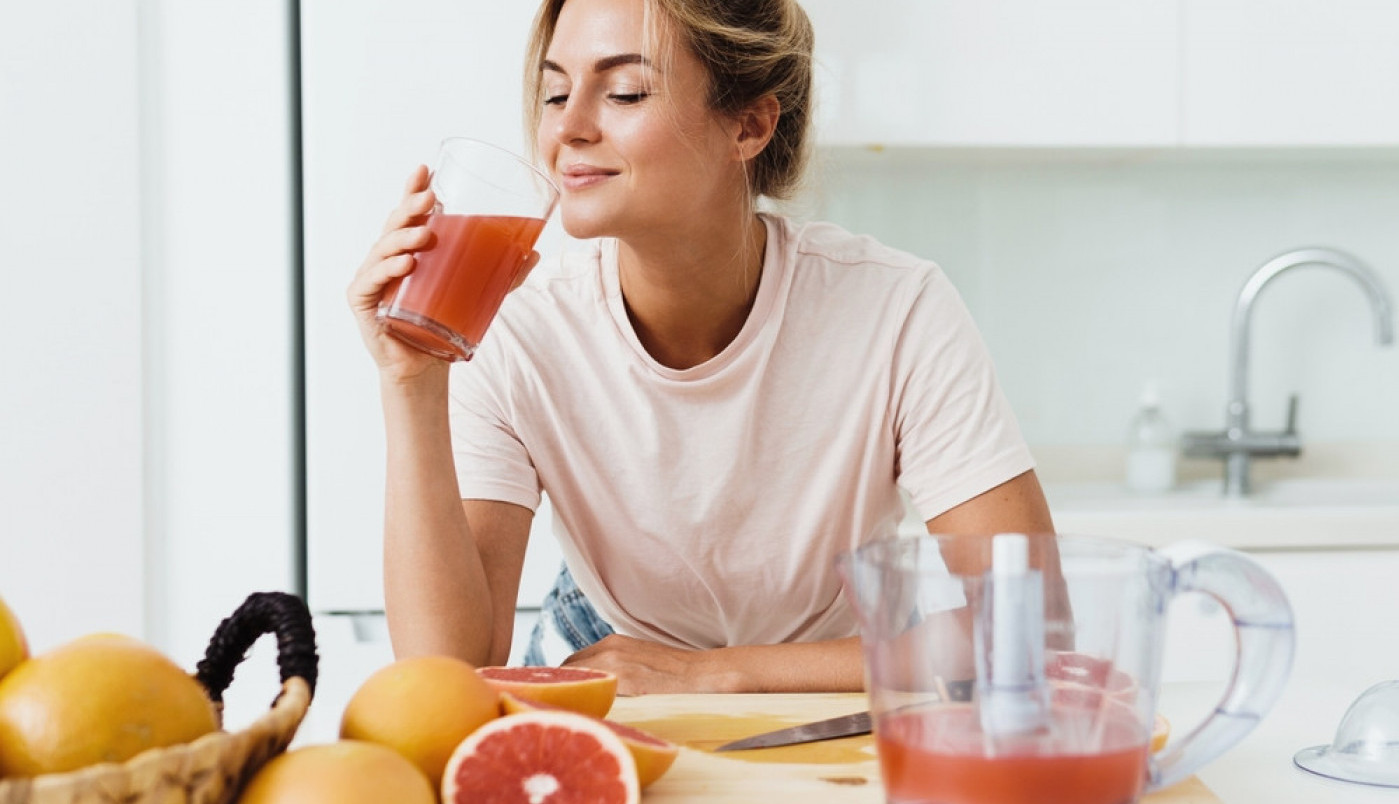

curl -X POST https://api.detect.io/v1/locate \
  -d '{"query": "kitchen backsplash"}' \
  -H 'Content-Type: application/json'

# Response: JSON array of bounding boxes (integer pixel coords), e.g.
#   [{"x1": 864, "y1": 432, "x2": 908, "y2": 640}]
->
[{"x1": 787, "y1": 148, "x2": 1399, "y2": 464}]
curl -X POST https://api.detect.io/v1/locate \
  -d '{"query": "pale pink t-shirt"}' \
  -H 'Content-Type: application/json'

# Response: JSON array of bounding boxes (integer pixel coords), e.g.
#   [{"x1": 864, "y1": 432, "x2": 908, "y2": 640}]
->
[{"x1": 448, "y1": 214, "x2": 1034, "y2": 650}]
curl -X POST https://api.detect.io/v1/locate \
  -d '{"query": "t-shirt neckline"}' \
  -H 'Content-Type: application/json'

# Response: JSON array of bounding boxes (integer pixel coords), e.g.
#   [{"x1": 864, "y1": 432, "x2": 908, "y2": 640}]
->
[{"x1": 600, "y1": 214, "x2": 786, "y2": 382}]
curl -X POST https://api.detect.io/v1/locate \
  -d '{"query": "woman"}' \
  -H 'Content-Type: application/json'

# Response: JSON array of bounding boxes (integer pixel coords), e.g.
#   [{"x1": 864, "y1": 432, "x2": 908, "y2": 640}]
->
[{"x1": 348, "y1": 0, "x2": 1053, "y2": 695}]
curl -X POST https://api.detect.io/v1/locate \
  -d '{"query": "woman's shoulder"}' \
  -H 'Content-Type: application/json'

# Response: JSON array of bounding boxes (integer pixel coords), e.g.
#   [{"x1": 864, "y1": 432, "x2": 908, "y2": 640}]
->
[{"x1": 776, "y1": 215, "x2": 935, "y2": 275}]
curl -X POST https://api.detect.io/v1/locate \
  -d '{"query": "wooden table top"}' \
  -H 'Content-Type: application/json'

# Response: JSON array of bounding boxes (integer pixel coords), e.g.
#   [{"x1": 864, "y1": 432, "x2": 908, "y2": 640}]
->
[{"x1": 608, "y1": 692, "x2": 1221, "y2": 803}]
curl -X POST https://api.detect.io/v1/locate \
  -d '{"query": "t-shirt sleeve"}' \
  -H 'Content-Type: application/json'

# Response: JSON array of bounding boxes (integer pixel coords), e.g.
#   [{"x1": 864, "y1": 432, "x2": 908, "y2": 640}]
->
[
  {"x1": 893, "y1": 268, "x2": 1035, "y2": 523},
  {"x1": 447, "y1": 336, "x2": 542, "y2": 511}
]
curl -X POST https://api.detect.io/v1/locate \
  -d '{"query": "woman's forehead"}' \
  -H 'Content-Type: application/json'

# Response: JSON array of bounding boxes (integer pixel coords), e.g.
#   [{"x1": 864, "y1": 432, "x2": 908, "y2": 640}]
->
[{"x1": 547, "y1": 0, "x2": 677, "y2": 68}]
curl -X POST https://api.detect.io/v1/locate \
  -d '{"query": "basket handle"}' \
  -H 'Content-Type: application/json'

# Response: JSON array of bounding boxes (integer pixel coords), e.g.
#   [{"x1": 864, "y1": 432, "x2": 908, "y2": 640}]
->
[{"x1": 194, "y1": 591, "x2": 319, "y2": 704}]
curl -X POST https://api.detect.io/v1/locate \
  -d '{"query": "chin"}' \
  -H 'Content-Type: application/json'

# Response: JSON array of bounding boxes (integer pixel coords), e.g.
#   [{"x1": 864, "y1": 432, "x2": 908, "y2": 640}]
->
[{"x1": 558, "y1": 204, "x2": 620, "y2": 242}]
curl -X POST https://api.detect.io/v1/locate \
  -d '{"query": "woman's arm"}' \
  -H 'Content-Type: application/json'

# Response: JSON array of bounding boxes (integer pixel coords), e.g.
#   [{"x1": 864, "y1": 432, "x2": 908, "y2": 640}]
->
[
  {"x1": 352, "y1": 166, "x2": 536, "y2": 667},
  {"x1": 563, "y1": 471, "x2": 1055, "y2": 694},
  {"x1": 926, "y1": 469, "x2": 1055, "y2": 575},
  {"x1": 379, "y1": 371, "x2": 533, "y2": 667},
  {"x1": 563, "y1": 634, "x2": 865, "y2": 695},
  {"x1": 929, "y1": 468, "x2": 1072, "y2": 646}
]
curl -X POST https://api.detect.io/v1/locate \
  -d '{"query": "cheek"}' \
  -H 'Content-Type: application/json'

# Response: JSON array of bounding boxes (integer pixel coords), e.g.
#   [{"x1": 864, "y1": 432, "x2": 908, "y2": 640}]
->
[
  {"x1": 623, "y1": 118, "x2": 716, "y2": 176},
  {"x1": 536, "y1": 128, "x2": 557, "y2": 168}
]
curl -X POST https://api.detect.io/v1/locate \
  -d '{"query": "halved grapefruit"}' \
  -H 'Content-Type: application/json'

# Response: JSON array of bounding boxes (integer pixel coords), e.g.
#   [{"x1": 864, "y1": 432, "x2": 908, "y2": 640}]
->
[
  {"x1": 501, "y1": 692, "x2": 678, "y2": 788},
  {"x1": 441, "y1": 710, "x2": 639, "y2": 804},
  {"x1": 1045, "y1": 651, "x2": 1135, "y2": 695},
  {"x1": 476, "y1": 665, "x2": 617, "y2": 718},
  {"x1": 1151, "y1": 713, "x2": 1171, "y2": 752}
]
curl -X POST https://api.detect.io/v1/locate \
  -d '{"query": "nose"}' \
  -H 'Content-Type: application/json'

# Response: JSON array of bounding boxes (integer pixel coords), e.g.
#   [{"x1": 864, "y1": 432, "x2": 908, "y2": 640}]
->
[{"x1": 549, "y1": 95, "x2": 601, "y2": 147}]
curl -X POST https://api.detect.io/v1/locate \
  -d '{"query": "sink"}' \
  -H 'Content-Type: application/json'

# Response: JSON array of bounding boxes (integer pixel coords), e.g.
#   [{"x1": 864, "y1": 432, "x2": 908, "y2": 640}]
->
[{"x1": 1045, "y1": 478, "x2": 1399, "y2": 550}]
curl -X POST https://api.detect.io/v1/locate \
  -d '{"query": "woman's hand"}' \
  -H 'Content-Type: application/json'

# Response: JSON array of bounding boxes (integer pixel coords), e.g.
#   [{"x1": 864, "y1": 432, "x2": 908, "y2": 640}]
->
[
  {"x1": 347, "y1": 165, "x2": 445, "y2": 384},
  {"x1": 348, "y1": 165, "x2": 545, "y2": 384},
  {"x1": 562, "y1": 635, "x2": 742, "y2": 695},
  {"x1": 561, "y1": 634, "x2": 865, "y2": 695}
]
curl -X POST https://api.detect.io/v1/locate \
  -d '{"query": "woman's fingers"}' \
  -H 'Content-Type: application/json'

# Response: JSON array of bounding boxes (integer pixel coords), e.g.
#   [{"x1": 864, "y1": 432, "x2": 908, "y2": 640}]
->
[
  {"x1": 381, "y1": 165, "x2": 436, "y2": 235},
  {"x1": 348, "y1": 256, "x2": 407, "y2": 318},
  {"x1": 364, "y1": 224, "x2": 433, "y2": 266}
]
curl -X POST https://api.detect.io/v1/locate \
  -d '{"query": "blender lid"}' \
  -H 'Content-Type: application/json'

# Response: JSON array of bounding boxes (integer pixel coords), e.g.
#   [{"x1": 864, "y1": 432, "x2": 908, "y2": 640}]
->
[{"x1": 1294, "y1": 680, "x2": 1399, "y2": 788}]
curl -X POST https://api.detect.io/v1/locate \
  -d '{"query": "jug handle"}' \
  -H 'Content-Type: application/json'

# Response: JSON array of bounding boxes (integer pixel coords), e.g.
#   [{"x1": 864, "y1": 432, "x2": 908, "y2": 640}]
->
[{"x1": 1147, "y1": 541, "x2": 1296, "y2": 792}]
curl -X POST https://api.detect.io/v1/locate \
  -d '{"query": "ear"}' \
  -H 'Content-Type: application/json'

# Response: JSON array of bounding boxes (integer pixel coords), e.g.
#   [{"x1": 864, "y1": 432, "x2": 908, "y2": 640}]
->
[{"x1": 733, "y1": 94, "x2": 781, "y2": 162}]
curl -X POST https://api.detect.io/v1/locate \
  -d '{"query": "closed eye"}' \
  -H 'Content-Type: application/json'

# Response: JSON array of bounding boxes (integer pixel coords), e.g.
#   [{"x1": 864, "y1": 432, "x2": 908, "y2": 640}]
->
[
  {"x1": 609, "y1": 92, "x2": 649, "y2": 105},
  {"x1": 543, "y1": 94, "x2": 568, "y2": 106}
]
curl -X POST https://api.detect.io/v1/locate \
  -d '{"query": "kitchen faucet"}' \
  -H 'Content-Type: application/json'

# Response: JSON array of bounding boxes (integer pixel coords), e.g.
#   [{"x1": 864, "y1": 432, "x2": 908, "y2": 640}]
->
[{"x1": 1182, "y1": 247, "x2": 1395, "y2": 496}]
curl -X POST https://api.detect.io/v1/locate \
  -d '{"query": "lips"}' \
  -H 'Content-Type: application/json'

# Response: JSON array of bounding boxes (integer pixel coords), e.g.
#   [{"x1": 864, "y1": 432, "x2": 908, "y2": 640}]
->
[{"x1": 558, "y1": 163, "x2": 619, "y2": 191}]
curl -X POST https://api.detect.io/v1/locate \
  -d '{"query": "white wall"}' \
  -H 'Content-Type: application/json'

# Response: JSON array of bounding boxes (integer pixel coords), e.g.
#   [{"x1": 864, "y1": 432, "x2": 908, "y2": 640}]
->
[
  {"x1": 0, "y1": 1, "x2": 145, "y2": 652},
  {"x1": 0, "y1": 0, "x2": 298, "y2": 682},
  {"x1": 807, "y1": 149, "x2": 1399, "y2": 467}
]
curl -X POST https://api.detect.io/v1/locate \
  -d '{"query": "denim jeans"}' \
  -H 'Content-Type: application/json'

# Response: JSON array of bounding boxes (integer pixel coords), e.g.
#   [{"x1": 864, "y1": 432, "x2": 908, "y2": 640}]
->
[{"x1": 523, "y1": 563, "x2": 615, "y2": 666}]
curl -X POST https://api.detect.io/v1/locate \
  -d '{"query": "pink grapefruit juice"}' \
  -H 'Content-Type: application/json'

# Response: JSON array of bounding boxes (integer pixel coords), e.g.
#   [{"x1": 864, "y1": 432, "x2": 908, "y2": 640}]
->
[
  {"x1": 877, "y1": 705, "x2": 1149, "y2": 804},
  {"x1": 381, "y1": 213, "x2": 546, "y2": 360}
]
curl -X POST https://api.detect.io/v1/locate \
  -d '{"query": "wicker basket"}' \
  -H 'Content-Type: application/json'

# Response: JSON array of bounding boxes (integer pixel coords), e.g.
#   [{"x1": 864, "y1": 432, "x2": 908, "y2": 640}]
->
[{"x1": 0, "y1": 591, "x2": 318, "y2": 804}]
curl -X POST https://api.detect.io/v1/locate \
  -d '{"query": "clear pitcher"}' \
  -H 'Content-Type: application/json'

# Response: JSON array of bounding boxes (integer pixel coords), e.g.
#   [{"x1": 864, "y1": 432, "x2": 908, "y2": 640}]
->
[{"x1": 839, "y1": 533, "x2": 1294, "y2": 804}]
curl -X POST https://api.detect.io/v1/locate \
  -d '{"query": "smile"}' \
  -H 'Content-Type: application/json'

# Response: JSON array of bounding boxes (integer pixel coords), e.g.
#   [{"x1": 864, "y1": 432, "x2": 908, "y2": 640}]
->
[{"x1": 559, "y1": 164, "x2": 619, "y2": 191}]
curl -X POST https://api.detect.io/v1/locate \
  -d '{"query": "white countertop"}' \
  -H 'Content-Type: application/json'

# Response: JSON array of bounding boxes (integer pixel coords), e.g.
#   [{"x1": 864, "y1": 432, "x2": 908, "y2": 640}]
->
[
  {"x1": 1161, "y1": 673, "x2": 1399, "y2": 803},
  {"x1": 1044, "y1": 478, "x2": 1399, "y2": 550}
]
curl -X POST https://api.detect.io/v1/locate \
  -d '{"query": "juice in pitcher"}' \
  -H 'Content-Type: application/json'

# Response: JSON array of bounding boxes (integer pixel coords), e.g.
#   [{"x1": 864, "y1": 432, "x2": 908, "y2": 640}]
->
[{"x1": 876, "y1": 703, "x2": 1148, "y2": 804}]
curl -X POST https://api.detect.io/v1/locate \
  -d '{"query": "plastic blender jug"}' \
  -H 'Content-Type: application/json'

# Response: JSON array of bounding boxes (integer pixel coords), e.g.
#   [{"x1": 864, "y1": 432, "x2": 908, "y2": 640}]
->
[{"x1": 839, "y1": 533, "x2": 1294, "y2": 804}]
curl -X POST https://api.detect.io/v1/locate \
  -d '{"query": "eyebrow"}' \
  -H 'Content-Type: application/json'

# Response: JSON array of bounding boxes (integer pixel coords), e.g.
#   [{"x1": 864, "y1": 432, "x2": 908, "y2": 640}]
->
[{"x1": 541, "y1": 53, "x2": 655, "y2": 75}]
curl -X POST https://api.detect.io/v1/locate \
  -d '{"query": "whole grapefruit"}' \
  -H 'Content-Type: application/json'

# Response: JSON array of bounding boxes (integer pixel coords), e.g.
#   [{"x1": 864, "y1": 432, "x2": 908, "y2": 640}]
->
[
  {"x1": 339, "y1": 654, "x2": 499, "y2": 790},
  {"x1": 0, "y1": 595, "x2": 27, "y2": 680},
  {"x1": 238, "y1": 740, "x2": 435, "y2": 804},
  {"x1": 477, "y1": 665, "x2": 617, "y2": 718},
  {"x1": 0, "y1": 634, "x2": 219, "y2": 777},
  {"x1": 442, "y1": 710, "x2": 639, "y2": 804}
]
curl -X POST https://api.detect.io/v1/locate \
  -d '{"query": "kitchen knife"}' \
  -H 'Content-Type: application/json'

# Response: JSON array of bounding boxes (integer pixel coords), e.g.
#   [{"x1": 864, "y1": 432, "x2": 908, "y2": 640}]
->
[
  {"x1": 713, "y1": 710, "x2": 872, "y2": 751},
  {"x1": 713, "y1": 679, "x2": 974, "y2": 751}
]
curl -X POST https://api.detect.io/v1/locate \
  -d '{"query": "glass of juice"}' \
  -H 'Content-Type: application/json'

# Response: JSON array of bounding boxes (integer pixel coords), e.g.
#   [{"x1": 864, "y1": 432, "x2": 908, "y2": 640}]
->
[
  {"x1": 839, "y1": 533, "x2": 1295, "y2": 804},
  {"x1": 377, "y1": 137, "x2": 559, "y2": 361}
]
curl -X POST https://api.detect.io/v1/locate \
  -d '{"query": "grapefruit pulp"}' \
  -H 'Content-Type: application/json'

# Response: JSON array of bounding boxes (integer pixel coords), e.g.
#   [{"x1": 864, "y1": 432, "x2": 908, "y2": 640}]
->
[
  {"x1": 501, "y1": 692, "x2": 678, "y2": 788},
  {"x1": 477, "y1": 665, "x2": 617, "y2": 718},
  {"x1": 441, "y1": 710, "x2": 639, "y2": 804}
]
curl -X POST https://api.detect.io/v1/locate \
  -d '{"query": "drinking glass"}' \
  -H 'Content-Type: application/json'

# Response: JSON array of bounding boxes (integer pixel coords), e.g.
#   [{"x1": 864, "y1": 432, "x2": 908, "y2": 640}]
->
[{"x1": 377, "y1": 137, "x2": 559, "y2": 361}]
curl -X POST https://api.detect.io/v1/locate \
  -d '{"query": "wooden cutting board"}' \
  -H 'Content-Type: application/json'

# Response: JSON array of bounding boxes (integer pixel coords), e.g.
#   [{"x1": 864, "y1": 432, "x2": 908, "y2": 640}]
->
[{"x1": 609, "y1": 693, "x2": 1223, "y2": 803}]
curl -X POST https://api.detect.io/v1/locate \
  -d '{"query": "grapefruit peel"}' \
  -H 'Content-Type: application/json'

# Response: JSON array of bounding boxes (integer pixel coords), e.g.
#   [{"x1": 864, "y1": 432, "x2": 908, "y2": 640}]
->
[{"x1": 476, "y1": 665, "x2": 618, "y2": 718}]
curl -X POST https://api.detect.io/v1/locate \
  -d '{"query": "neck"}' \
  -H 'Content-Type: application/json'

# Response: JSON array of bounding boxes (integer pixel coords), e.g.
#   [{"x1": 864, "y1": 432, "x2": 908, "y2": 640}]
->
[{"x1": 617, "y1": 210, "x2": 768, "y2": 370}]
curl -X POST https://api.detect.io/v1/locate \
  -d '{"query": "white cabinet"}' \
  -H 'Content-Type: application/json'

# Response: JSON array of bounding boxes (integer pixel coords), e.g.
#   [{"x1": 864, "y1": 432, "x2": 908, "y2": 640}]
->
[
  {"x1": 1182, "y1": 0, "x2": 1399, "y2": 145},
  {"x1": 1159, "y1": 550, "x2": 1399, "y2": 685},
  {"x1": 804, "y1": 0, "x2": 1179, "y2": 146},
  {"x1": 803, "y1": 0, "x2": 1399, "y2": 147}
]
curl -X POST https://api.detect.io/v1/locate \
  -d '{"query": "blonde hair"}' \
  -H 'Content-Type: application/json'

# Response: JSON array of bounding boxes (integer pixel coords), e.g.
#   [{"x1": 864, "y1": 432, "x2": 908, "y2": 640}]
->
[{"x1": 523, "y1": 0, "x2": 815, "y2": 201}]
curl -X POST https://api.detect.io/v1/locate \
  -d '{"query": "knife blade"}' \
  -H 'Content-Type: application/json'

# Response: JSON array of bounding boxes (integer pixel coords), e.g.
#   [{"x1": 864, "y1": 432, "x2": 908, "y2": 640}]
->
[
  {"x1": 714, "y1": 710, "x2": 873, "y2": 751},
  {"x1": 712, "y1": 679, "x2": 974, "y2": 752}
]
